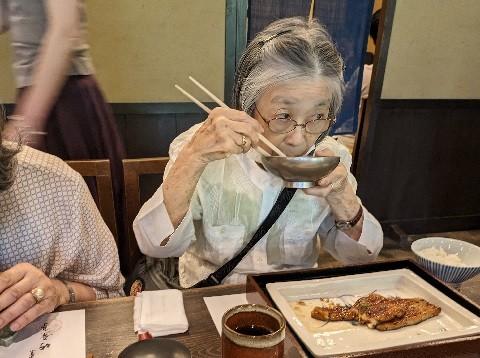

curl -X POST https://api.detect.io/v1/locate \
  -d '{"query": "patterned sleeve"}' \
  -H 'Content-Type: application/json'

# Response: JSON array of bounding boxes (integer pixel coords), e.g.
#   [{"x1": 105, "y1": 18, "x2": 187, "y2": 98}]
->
[{"x1": 59, "y1": 175, "x2": 125, "y2": 299}]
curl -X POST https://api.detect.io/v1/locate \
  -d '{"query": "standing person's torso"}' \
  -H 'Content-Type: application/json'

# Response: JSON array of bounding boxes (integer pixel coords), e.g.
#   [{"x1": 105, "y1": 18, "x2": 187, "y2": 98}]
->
[{"x1": 3, "y1": 0, "x2": 94, "y2": 88}]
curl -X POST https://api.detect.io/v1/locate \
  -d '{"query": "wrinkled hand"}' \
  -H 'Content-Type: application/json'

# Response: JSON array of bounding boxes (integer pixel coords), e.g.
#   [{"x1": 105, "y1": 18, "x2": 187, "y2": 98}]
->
[
  {"x1": 303, "y1": 148, "x2": 349, "y2": 199},
  {"x1": 0, "y1": 263, "x2": 66, "y2": 332},
  {"x1": 187, "y1": 107, "x2": 264, "y2": 164}
]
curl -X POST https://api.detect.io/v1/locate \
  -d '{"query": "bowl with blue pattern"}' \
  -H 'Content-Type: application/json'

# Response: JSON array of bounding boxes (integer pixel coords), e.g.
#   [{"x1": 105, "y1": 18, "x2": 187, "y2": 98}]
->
[{"x1": 411, "y1": 237, "x2": 480, "y2": 284}]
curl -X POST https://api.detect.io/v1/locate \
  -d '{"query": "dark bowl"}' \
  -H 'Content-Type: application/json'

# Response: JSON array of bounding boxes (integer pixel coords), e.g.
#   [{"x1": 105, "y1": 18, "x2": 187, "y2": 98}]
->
[{"x1": 119, "y1": 338, "x2": 191, "y2": 358}]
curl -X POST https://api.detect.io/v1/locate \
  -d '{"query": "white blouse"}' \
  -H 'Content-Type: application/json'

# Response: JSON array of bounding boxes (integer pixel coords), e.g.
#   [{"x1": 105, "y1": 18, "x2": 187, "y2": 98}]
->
[{"x1": 133, "y1": 123, "x2": 383, "y2": 288}]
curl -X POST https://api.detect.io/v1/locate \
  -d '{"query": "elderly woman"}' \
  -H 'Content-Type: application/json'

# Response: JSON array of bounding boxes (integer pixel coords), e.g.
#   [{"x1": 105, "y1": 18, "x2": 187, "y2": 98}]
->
[
  {"x1": 0, "y1": 111, "x2": 124, "y2": 333},
  {"x1": 134, "y1": 17, "x2": 383, "y2": 288}
]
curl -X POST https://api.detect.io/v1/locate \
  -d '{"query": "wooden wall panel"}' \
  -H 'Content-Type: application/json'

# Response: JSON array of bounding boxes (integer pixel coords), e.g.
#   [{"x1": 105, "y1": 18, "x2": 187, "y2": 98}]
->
[
  {"x1": 356, "y1": 100, "x2": 480, "y2": 232},
  {"x1": 355, "y1": 0, "x2": 480, "y2": 234}
]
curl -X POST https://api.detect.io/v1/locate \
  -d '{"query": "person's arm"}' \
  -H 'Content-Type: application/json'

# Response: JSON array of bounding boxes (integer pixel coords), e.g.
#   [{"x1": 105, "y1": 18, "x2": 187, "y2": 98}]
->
[
  {"x1": 0, "y1": 263, "x2": 95, "y2": 332},
  {"x1": 304, "y1": 138, "x2": 383, "y2": 261},
  {"x1": 60, "y1": 173, "x2": 125, "y2": 299},
  {"x1": 161, "y1": 107, "x2": 262, "y2": 242},
  {"x1": 304, "y1": 139, "x2": 364, "y2": 241},
  {"x1": 318, "y1": 206, "x2": 383, "y2": 264},
  {"x1": 134, "y1": 108, "x2": 263, "y2": 257},
  {"x1": 12, "y1": 0, "x2": 80, "y2": 131},
  {"x1": 0, "y1": 0, "x2": 9, "y2": 34},
  {"x1": 52, "y1": 279, "x2": 95, "y2": 303}
]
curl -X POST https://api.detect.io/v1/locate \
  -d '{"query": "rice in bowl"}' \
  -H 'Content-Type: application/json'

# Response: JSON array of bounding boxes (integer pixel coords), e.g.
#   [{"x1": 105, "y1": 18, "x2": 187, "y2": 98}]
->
[{"x1": 419, "y1": 247, "x2": 466, "y2": 267}]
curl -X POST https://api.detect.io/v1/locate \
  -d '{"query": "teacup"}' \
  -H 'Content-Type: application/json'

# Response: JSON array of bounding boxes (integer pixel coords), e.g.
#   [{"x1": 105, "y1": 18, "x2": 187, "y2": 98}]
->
[{"x1": 222, "y1": 304, "x2": 285, "y2": 358}]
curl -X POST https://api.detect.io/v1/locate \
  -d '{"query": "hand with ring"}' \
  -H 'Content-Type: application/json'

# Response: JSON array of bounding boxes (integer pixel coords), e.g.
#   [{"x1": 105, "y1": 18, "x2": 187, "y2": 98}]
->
[
  {"x1": 241, "y1": 135, "x2": 248, "y2": 153},
  {"x1": 185, "y1": 107, "x2": 263, "y2": 163},
  {"x1": 303, "y1": 147, "x2": 349, "y2": 199},
  {"x1": 0, "y1": 263, "x2": 69, "y2": 332},
  {"x1": 304, "y1": 147, "x2": 364, "y2": 239}
]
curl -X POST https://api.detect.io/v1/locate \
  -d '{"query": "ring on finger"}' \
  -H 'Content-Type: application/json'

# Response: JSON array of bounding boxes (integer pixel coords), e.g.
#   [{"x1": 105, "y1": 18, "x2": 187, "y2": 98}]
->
[
  {"x1": 30, "y1": 287, "x2": 45, "y2": 304},
  {"x1": 330, "y1": 177, "x2": 347, "y2": 193},
  {"x1": 241, "y1": 135, "x2": 247, "y2": 152}
]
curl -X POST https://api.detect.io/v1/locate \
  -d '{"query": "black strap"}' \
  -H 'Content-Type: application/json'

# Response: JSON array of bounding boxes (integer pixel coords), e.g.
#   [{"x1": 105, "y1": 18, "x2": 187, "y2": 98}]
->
[{"x1": 191, "y1": 187, "x2": 297, "y2": 288}]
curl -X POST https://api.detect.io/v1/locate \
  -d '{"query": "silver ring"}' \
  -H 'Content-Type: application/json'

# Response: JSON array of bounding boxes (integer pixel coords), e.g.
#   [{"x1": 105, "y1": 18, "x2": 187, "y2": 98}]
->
[{"x1": 31, "y1": 287, "x2": 45, "y2": 304}]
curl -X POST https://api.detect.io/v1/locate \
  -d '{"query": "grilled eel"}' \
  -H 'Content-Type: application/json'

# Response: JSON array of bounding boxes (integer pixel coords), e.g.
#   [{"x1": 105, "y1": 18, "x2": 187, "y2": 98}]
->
[{"x1": 311, "y1": 293, "x2": 441, "y2": 331}]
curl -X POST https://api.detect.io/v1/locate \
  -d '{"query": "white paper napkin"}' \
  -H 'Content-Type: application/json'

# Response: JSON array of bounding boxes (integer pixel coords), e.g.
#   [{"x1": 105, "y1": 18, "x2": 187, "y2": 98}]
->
[
  {"x1": 133, "y1": 290, "x2": 188, "y2": 336},
  {"x1": 203, "y1": 293, "x2": 248, "y2": 335}
]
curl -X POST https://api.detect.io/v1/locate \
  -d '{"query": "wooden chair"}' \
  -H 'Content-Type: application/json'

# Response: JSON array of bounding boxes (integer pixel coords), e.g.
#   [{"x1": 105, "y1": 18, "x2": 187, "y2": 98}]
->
[
  {"x1": 66, "y1": 160, "x2": 118, "y2": 244},
  {"x1": 122, "y1": 157, "x2": 169, "y2": 274}
]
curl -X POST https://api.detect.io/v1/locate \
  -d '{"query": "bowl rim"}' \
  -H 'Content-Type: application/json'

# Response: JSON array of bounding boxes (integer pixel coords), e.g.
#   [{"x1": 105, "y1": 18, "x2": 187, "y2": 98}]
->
[
  {"x1": 411, "y1": 237, "x2": 480, "y2": 269},
  {"x1": 262, "y1": 155, "x2": 340, "y2": 161}
]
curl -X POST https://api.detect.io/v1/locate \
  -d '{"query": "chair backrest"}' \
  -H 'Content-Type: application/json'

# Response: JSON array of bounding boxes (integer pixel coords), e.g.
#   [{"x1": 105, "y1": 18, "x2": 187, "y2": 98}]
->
[
  {"x1": 122, "y1": 157, "x2": 169, "y2": 273},
  {"x1": 66, "y1": 160, "x2": 118, "y2": 244}
]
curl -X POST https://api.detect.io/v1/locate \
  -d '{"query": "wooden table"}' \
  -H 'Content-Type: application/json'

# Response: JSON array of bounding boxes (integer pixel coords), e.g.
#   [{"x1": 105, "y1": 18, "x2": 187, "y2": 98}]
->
[
  {"x1": 60, "y1": 273, "x2": 480, "y2": 358},
  {"x1": 59, "y1": 230, "x2": 480, "y2": 358},
  {"x1": 60, "y1": 285, "x2": 247, "y2": 358}
]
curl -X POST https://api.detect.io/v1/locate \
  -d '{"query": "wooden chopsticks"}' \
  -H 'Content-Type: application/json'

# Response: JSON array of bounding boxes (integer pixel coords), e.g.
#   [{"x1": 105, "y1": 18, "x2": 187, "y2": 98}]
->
[{"x1": 175, "y1": 76, "x2": 287, "y2": 158}]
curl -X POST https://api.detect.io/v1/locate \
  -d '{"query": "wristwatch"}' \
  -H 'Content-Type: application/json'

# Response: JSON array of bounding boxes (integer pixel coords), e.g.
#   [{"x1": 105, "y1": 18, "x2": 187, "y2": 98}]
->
[{"x1": 335, "y1": 205, "x2": 363, "y2": 230}]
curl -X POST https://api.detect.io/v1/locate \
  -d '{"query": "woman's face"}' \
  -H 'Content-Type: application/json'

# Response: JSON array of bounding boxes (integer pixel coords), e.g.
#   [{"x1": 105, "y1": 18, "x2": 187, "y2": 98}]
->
[{"x1": 253, "y1": 78, "x2": 333, "y2": 157}]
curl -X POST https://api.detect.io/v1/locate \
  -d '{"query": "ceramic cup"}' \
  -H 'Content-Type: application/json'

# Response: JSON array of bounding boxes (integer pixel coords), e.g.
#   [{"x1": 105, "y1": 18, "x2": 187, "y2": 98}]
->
[{"x1": 221, "y1": 304, "x2": 285, "y2": 358}]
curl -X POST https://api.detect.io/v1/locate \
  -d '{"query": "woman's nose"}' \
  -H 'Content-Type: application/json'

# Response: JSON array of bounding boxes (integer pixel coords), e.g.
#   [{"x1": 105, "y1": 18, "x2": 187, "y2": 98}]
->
[{"x1": 284, "y1": 126, "x2": 307, "y2": 146}]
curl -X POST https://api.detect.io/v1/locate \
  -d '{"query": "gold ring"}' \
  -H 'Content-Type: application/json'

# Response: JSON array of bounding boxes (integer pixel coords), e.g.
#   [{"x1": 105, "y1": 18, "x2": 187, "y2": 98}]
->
[
  {"x1": 241, "y1": 135, "x2": 247, "y2": 152},
  {"x1": 331, "y1": 177, "x2": 347, "y2": 193},
  {"x1": 31, "y1": 287, "x2": 45, "y2": 304}
]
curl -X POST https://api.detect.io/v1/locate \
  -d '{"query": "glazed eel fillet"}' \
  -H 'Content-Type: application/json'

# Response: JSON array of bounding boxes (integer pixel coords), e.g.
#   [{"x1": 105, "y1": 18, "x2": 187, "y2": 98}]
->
[{"x1": 311, "y1": 293, "x2": 441, "y2": 331}]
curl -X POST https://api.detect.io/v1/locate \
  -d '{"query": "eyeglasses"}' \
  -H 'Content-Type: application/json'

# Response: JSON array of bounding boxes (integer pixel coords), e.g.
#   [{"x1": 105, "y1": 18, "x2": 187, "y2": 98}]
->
[{"x1": 255, "y1": 106, "x2": 335, "y2": 134}]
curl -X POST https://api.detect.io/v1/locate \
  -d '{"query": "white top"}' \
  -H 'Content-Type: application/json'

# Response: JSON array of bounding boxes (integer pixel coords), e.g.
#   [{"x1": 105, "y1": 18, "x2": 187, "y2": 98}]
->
[{"x1": 133, "y1": 123, "x2": 383, "y2": 288}]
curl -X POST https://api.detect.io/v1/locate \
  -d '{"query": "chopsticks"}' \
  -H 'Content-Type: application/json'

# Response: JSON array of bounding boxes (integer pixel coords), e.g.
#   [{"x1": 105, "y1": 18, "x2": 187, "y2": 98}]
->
[{"x1": 175, "y1": 76, "x2": 287, "y2": 158}]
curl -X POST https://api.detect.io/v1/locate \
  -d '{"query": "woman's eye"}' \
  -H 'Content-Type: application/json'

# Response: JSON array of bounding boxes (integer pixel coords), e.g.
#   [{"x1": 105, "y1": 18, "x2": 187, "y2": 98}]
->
[
  {"x1": 275, "y1": 113, "x2": 291, "y2": 121},
  {"x1": 314, "y1": 113, "x2": 327, "y2": 120}
]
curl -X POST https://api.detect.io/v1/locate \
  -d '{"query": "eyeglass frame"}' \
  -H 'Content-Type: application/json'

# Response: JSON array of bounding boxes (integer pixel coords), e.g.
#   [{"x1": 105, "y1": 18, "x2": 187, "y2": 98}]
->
[{"x1": 254, "y1": 105, "x2": 336, "y2": 135}]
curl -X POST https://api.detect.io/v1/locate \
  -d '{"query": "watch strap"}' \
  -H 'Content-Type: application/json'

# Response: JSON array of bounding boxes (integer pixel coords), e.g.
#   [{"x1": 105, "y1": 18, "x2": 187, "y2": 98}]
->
[{"x1": 335, "y1": 205, "x2": 363, "y2": 230}]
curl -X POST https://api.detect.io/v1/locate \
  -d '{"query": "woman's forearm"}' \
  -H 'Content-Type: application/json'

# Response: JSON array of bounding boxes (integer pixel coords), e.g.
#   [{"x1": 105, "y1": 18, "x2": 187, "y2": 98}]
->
[
  {"x1": 52, "y1": 279, "x2": 96, "y2": 306},
  {"x1": 15, "y1": 30, "x2": 76, "y2": 127},
  {"x1": 0, "y1": 0, "x2": 9, "y2": 34},
  {"x1": 14, "y1": 0, "x2": 79, "y2": 128},
  {"x1": 163, "y1": 145, "x2": 207, "y2": 229},
  {"x1": 327, "y1": 185, "x2": 363, "y2": 241}
]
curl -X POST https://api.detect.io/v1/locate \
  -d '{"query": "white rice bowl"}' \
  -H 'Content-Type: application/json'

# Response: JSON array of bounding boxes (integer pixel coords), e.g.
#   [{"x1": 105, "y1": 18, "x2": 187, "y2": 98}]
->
[{"x1": 411, "y1": 237, "x2": 480, "y2": 283}]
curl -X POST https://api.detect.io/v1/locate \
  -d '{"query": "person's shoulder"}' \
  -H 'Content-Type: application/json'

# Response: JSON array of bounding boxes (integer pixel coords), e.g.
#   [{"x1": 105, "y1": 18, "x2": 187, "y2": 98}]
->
[{"x1": 16, "y1": 145, "x2": 84, "y2": 189}]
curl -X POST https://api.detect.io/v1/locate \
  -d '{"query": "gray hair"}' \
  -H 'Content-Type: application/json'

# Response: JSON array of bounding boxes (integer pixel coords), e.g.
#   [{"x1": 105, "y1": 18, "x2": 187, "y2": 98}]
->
[
  {"x1": 233, "y1": 17, "x2": 345, "y2": 116},
  {"x1": 0, "y1": 106, "x2": 18, "y2": 192}
]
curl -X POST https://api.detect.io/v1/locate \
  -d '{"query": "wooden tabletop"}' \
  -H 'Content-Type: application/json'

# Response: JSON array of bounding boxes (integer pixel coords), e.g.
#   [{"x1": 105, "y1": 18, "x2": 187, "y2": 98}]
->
[
  {"x1": 59, "y1": 284, "x2": 247, "y2": 358},
  {"x1": 58, "y1": 230, "x2": 480, "y2": 358},
  {"x1": 59, "y1": 272, "x2": 480, "y2": 358}
]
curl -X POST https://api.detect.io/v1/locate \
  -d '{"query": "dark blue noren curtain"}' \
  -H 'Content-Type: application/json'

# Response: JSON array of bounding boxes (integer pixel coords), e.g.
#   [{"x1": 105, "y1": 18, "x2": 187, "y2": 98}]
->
[{"x1": 248, "y1": 0, "x2": 374, "y2": 134}]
